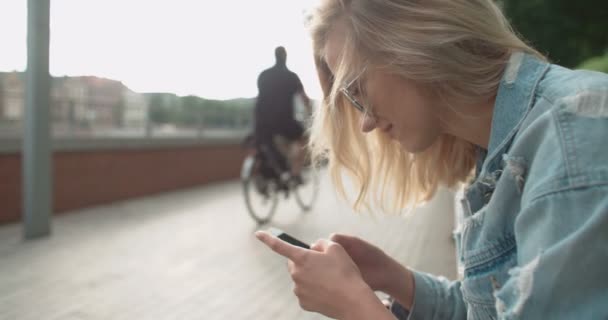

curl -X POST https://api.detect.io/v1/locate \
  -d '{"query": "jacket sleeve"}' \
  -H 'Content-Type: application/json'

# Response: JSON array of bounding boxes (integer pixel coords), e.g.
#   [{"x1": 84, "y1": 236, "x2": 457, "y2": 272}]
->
[{"x1": 390, "y1": 271, "x2": 467, "y2": 320}]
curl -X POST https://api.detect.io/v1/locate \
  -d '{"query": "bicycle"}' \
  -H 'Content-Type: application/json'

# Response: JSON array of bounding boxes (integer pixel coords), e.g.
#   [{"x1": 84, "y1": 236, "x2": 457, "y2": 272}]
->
[{"x1": 241, "y1": 134, "x2": 320, "y2": 225}]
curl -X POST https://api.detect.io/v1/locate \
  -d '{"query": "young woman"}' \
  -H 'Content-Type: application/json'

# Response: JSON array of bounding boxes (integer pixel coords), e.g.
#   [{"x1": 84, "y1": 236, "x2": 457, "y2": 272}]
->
[{"x1": 256, "y1": 0, "x2": 608, "y2": 319}]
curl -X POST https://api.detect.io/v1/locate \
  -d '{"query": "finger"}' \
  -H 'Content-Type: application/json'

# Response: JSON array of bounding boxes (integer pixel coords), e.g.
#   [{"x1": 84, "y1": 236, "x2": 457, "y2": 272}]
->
[
  {"x1": 330, "y1": 233, "x2": 357, "y2": 248},
  {"x1": 329, "y1": 233, "x2": 348, "y2": 242},
  {"x1": 310, "y1": 238, "x2": 326, "y2": 252},
  {"x1": 255, "y1": 231, "x2": 308, "y2": 261},
  {"x1": 310, "y1": 238, "x2": 332, "y2": 252},
  {"x1": 312, "y1": 239, "x2": 347, "y2": 255}
]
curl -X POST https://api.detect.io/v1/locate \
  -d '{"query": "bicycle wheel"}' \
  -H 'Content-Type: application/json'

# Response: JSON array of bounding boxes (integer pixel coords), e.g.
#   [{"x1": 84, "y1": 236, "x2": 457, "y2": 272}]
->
[
  {"x1": 242, "y1": 155, "x2": 278, "y2": 224},
  {"x1": 294, "y1": 165, "x2": 320, "y2": 211}
]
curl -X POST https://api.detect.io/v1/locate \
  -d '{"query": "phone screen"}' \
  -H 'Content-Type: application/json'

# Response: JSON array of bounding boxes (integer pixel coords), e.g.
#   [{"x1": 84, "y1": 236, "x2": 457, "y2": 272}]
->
[{"x1": 268, "y1": 228, "x2": 310, "y2": 249}]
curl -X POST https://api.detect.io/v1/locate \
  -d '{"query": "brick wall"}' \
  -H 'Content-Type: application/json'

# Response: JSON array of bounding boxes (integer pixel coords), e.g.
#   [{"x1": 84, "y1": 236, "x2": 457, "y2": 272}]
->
[{"x1": 0, "y1": 144, "x2": 246, "y2": 224}]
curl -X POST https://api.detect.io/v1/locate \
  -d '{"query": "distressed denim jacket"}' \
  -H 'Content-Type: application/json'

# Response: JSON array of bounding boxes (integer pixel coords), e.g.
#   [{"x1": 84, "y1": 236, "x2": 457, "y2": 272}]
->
[{"x1": 391, "y1": 52, "x2": 608, "y2": 319}]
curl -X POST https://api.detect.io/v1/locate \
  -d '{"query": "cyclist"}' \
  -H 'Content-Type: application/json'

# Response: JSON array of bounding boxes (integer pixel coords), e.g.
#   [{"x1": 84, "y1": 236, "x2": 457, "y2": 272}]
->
[{"x1": 253, "y1": 46, "x2": 313, "y2": 186}]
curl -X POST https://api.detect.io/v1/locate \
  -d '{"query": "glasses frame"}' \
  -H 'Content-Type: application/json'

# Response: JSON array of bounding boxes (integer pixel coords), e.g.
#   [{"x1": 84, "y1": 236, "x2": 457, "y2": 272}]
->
[
  {"x1": 339, "y1": 84, "x2": 367, "y2": 114},
  {"x1": 337, "y1": 67, "x2": 376, "y2": 121}
]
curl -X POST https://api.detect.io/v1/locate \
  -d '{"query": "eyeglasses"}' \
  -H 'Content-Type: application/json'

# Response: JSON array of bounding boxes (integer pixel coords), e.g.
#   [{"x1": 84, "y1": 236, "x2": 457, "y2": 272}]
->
[
  {"x1": 340, "y1": 85, "x2": 367, "y2": 114},
  {"x1": 339, "y1": 77, "x2": 374, "y2": 118}
]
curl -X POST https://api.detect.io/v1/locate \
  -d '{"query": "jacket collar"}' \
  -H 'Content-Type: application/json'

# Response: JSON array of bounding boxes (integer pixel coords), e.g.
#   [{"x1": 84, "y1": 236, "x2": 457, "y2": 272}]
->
[{"x1": 479, "y1": 52, "x2": 550, "y2": 176}]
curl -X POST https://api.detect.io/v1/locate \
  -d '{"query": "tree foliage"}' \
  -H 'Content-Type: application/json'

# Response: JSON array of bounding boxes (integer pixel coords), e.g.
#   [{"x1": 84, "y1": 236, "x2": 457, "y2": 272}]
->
[
  {"x1": 145, "y1": 93, "x2": 255, "y2": 128},
  {"x1": 578, "y1": 53, "x2": 608, "y2": 73},
  {"x1": 501, "y1": 0, "x2": 608, "y2": 67}
]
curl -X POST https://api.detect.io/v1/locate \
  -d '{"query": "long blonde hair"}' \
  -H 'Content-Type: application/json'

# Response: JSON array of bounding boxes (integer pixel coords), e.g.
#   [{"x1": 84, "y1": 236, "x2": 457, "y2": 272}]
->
[{"x1": 307, "y1": 0, "x2": 544, "y2": 212}]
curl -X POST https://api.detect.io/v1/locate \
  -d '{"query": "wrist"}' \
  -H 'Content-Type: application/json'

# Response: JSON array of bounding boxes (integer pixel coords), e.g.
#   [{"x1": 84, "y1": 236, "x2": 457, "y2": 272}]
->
[
  {"x1": 342, "y1": 281, "x2": 394, "y2": 320},
  {"x1": 371, "y1": 253, "x2": 400, "y2": 293},
  {"x1": 383, "y1": 262, "x2": 415, "y2": 310}
]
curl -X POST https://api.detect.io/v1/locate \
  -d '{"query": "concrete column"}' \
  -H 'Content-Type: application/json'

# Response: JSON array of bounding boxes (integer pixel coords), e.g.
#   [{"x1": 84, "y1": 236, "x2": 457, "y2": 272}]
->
[{"x1": 23, "y1": 0, "x2": 52, "y2": 239}]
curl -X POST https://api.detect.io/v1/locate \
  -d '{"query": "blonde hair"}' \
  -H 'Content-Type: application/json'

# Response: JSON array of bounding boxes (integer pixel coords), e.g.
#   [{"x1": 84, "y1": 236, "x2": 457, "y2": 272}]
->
[{"x1": 308, "y1": 0, "x2": 544, "y2": 212}]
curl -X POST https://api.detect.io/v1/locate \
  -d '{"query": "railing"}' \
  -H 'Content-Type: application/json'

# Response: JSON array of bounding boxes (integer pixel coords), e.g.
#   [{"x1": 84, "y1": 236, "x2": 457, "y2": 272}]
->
[{"x1": 0, "y1": 127, "x2": 251, "y2": 154}]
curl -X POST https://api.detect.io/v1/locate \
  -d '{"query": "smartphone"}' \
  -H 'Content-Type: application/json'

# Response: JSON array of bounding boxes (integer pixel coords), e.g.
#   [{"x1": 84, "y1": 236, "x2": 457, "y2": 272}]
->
[{"x1": 268, "y1": 228, "x2": 310, "y2": 249}]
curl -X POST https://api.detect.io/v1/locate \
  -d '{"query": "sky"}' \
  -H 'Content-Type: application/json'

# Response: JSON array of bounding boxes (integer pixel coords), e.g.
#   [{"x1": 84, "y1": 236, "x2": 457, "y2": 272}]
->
[{"x1": 0, "y1": 0, "x2": 322, "y2": 100}]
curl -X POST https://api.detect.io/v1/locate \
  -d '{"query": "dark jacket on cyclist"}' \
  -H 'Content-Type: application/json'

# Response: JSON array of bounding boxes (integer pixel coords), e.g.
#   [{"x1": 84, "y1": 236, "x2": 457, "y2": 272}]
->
[{"x1": 254, "y1": 46, "x2": 305, "y2": 175}]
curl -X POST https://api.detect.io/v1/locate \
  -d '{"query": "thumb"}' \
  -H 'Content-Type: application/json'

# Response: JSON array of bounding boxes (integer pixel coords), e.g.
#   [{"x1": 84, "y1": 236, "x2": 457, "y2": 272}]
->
[{"x1": 330, "y1": 233, "x2": 359, "y2": 248}]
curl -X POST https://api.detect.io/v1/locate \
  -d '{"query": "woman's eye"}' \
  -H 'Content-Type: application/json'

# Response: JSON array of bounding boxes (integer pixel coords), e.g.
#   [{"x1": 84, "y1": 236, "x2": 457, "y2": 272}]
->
[{"x1": 351, "y1": 84, "x2": 362, "y2": 96}]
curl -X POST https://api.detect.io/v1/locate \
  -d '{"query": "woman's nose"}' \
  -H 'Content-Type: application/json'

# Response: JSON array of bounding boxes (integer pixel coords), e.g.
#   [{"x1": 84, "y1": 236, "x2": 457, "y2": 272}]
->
[{"x1": 360, "y1": 113, "x2": 377, "y2": 133}]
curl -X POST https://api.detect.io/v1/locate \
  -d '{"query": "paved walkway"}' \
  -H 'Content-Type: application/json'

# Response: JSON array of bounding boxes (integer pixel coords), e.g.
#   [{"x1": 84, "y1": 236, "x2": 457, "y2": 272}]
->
[{"x1": 0, "y1": 172, "x2": 457, "y2": 319}]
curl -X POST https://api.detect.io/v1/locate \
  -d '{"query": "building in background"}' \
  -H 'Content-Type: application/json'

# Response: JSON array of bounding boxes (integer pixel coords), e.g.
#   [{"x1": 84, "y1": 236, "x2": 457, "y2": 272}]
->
[
  {"x1": 0, "y1": 72, "x2": 25, "y2": 122},
  {"x1": 122, "y1": 87, "x2": 148, "y2": 129},
  {"x1": 0, "y1": 72, "x2": 149, "y2": 136}
]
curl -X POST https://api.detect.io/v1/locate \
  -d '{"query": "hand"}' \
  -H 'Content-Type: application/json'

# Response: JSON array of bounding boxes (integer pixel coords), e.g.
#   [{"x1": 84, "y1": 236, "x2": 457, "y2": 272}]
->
[
  {"x1": 329, "y1": 234, "x2": 395, "y2": 292},
  {"x1": 255, "y1": 231, "x2": 379, "y2": 319},
  {"x1": 330, "y1": 234, "x2": 414, "y2": 309}
]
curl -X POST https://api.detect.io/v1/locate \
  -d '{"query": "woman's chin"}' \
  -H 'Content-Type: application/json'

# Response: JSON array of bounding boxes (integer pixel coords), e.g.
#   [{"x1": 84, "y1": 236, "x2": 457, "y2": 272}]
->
[{"x1": 397, "y1": 136, "x2": 433, "y2": 154}]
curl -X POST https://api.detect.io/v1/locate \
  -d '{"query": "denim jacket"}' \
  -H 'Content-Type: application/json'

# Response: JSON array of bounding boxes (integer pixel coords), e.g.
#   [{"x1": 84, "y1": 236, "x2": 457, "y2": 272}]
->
[{"x1": 391, "y1": 52, "x2": 608, "y2": 319}]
